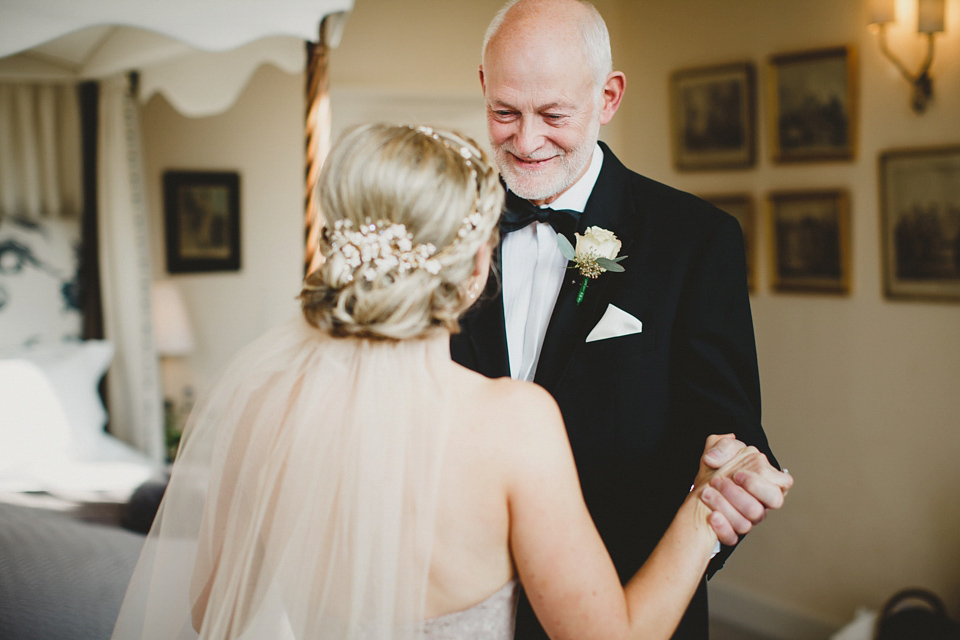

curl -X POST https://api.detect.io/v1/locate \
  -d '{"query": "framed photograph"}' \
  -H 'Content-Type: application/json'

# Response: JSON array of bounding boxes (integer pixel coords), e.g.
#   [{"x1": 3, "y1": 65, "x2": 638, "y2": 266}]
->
[
  {"x1": 879, "y1": 145, "x2": 960, "y2": 302},
  {"x1": 669, "y1": 62, "x2": 756, "y2": 171},
  {"x1": 703, "y1": 193, "x2": 757, "y2": 291},
  {"x1": 768, "y1": 46, "x2": 857, "y2": 163},
  {"x1": 768, "y1": 189, "x2": 851, "y2": 294},
  {"x1": 163, "y1": 171, "x2": 241, "y2": 273}
]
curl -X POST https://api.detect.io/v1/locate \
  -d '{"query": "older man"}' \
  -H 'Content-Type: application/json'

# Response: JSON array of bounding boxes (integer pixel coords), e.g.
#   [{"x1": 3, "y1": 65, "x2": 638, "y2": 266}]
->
[{"x1": 450, "y1": 0, "x2": 780, "y2": 638}]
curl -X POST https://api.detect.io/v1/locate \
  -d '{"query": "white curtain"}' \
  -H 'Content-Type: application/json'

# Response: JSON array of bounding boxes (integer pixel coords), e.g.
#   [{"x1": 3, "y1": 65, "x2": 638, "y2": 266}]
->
[
  {"x1": 0, "y1": 82, "x2": 82, "y2": 219},
  {"x1": 98, "y1": 75, "x2": 164, "y2": 463}
]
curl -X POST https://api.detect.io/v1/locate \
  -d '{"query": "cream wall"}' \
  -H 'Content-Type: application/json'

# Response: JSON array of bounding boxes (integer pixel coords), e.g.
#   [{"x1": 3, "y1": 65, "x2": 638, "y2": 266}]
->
[
  {"x1": 141, "y1": 65, "x2": 305, "y2": 398},
  {"x1": 136, "y1": 0, "x2": 960, "y2": 633},
  {"x1": 616, "y1": 0, "x2": 960, "y2": 629},
  {"x1": 331, "y1": 0, "x2": 960, "y2": 629}
]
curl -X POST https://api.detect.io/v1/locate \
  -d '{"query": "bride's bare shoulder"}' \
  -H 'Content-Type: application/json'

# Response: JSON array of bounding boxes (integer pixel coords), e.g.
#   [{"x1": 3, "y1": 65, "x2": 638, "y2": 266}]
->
[{"x1": 449, "y1": 363, "x2": 565, "y2": 444}]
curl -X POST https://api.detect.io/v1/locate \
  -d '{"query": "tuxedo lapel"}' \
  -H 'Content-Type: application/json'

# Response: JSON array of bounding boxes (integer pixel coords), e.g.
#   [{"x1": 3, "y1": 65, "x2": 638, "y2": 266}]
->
[{"x1": 533, "y1": 143, "x2": 642, "y2": 391}]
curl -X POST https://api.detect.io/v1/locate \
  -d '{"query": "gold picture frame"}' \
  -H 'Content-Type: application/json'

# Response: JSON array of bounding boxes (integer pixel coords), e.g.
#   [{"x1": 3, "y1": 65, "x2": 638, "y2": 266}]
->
[
  {"x1": 879, "y1": 145, "x2": 960, "y2": 302},
  {"x1": 768, "y1": 189, "x2": 851, "y2": 294},
  {"x1": 703, "y1": 193, "x2": 757, "y2": 292},
  {"x1": 768, "y1": 46, "x2": 857, "y2": 163},
  {"x1": 669, "y1": 62, "x2": 756, "y2": 171}
]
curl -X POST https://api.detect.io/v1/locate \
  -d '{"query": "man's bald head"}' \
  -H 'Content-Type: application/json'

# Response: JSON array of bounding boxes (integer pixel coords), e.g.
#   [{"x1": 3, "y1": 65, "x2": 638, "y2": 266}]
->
[
  {"x1": 478, "y1": 0, "x2": 625, "y2": 202},
  {"x1": 481, "y1": 0, "x2": 613, "y2": 89}
]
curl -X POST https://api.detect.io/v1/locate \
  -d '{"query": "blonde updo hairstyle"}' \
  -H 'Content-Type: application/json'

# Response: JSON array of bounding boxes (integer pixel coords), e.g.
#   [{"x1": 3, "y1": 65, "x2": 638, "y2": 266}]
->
[{"x1": 300, "y1": 123, "x2": 503, "y2": 340}]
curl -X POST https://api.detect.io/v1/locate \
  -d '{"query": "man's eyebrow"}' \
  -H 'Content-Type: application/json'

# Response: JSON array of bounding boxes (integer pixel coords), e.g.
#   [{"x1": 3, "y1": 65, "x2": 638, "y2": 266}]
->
[{"x1": 487, "y1": 100, "x2": 570, "y2": 111}]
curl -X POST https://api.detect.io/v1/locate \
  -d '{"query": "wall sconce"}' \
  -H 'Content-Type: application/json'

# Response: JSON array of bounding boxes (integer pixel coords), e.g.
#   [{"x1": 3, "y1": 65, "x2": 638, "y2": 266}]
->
[{"x1": 869, "y1": 0, "x2": 947, "y2": 113}]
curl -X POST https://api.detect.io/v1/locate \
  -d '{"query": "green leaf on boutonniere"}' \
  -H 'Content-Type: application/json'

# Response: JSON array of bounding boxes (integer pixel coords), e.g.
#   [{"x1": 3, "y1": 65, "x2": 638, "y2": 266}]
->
[
  {"x1": 557, "y1": 234, "x2": 576, "y2": 261},
  {"x1": 595, "y1": 257, "x2": 625, "y2": 272}
]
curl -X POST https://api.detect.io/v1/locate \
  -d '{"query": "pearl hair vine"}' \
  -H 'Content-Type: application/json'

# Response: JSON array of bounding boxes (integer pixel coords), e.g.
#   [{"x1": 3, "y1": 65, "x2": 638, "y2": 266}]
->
[{"x1": 413, "y1": 125, "x2": 481, "y2": 166}]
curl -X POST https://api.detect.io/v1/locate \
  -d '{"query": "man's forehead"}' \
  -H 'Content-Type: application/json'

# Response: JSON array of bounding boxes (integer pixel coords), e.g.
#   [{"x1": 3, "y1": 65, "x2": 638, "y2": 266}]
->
[
  {"x1": 484, "y1": 47, "x2": 592, "y2": 90},
  {"x1": 483, "y1": 61, "x2": 594, "y2": 108}
]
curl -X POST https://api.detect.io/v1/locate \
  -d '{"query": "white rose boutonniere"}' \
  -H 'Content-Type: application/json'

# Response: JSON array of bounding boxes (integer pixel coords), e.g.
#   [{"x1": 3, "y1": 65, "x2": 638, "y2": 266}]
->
[{"x1": 557, "y1": 226, "x2": 627, "y2": 304}]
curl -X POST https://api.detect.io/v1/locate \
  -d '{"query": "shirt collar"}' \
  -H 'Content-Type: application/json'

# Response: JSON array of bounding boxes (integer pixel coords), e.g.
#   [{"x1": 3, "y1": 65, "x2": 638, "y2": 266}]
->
[{"x1": 543, "y1": 144, "x2": 604, "y2": 213}]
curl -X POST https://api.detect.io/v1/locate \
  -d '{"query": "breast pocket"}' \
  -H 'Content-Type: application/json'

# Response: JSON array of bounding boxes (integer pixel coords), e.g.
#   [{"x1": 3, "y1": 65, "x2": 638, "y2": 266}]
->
[
  {"x1": 561, "y1": 326, "x2": 665, "y2": 458},
  {"x1": 575, "y1": 327, "x2": 658, "y2": 391},
  {"x1": 583, "y1": 326, "x2": 656, "y2": 352}
]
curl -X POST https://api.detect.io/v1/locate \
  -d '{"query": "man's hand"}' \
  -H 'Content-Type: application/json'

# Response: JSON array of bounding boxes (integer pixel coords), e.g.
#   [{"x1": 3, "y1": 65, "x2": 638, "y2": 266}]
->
[{"x1": 696, "y1": 434, "x2": 792, "y2": 546}]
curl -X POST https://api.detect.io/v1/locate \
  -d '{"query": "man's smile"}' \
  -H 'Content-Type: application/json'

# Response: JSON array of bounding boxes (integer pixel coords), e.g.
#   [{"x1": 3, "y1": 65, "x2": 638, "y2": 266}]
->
[{"x1": 510, "y1": 153, "x2": 557, "y2": 169}]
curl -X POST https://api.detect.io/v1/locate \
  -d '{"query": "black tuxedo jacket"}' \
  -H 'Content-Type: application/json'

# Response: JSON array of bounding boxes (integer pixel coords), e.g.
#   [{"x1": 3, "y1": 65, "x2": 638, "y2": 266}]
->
[{"x1": 451, "y1": 143, "x2": 776, "y2": 639}]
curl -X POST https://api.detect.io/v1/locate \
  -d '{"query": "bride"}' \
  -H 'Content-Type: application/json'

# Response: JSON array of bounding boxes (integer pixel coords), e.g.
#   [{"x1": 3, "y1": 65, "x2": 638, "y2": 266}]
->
[{"x1": 112, "y1": 123, "x2": 790, "y2": 640}]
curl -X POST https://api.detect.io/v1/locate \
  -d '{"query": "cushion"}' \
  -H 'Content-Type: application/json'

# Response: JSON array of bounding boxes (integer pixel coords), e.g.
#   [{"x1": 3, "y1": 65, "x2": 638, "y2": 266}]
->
[
  {"x1": 0, "y1": 342, "x2": 160, "y2": 494},
  {"x1": 0, "y1": 359, "x2": 73, "y2": 490},
  {"x1": 0, "y1": 340, "x2": 113, "y2": 461}
]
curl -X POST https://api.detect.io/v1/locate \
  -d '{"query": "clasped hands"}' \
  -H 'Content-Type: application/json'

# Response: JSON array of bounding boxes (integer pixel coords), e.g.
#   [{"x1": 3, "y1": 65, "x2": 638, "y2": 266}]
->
[{"x1": 695, "y1": 434, "x2": 793, "y2": 546}]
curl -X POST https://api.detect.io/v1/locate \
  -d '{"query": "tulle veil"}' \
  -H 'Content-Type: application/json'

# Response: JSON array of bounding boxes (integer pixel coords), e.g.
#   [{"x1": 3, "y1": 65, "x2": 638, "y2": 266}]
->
[{"x1": 112, "y1": 316, "x2": 453, "y2": 639}]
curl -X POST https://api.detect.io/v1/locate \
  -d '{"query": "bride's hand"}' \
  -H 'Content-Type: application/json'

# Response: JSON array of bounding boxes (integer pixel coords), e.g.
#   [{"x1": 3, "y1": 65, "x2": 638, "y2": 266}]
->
[{"x1": 694, "y1": 434, "x2": 792, "y2": 546}]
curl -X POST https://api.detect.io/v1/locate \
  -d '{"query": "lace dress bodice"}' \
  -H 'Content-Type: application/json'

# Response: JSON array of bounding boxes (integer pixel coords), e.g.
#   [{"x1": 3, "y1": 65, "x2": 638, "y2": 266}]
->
[{"x1": 422, "y1": 579, "x2": 519, "y2": 639}]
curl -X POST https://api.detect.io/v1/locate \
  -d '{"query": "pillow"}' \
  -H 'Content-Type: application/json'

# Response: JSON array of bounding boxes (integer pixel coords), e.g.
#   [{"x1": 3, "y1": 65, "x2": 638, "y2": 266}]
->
[
  {"x1": 0, "y1": 359, "x2": 73, "y2": 490},
  {"x1": 0, "y1": 216, "x2": 82, "y2": 349},
  {"x1": 0, "y1": 340, "x2": 113, "y2": 461}
]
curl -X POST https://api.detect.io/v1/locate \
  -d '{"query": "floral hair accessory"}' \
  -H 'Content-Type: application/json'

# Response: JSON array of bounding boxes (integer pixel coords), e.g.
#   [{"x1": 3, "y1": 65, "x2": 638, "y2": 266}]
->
[
  {"x1": 325, "y1": 218, "x2": 440, "y2": 283},
  {"x1": 312, "y1": 126, "x2": 493, "y2": 290},
  {"x1": 322, "y1": 210, "x2": 487, "y2": 286}
]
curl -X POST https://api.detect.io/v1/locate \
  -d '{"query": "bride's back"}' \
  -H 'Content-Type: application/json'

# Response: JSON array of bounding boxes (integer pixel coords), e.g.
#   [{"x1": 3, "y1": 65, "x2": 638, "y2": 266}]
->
[
  {"x1": 427, "y1": 363, "x2": 514, "y2": 617},
  {"x1": 426, "y1": 360, "x2": 561, "y2": 619}
]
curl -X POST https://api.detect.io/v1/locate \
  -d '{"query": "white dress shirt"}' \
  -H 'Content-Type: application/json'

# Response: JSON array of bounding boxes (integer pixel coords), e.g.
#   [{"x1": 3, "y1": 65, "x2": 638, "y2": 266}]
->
[{"x1": 502, "y1": 144, "x2": 604, "y2": 381}]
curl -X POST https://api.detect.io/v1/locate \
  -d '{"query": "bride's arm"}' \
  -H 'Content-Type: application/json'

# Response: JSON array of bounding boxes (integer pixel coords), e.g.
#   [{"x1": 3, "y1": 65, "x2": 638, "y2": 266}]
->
[{"x1": 505, "y1": 385, "x2": 788, "y2": 640}]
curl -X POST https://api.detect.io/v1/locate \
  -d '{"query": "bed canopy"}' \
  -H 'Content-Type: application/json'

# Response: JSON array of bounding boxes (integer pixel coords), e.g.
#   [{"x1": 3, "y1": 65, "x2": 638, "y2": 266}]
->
[
  {"x1": 0, "y1": 0, "x2": 351, "y2": 117},
  {"x1": 0, "y1": 0, "x2": 352, "y2": 462}
]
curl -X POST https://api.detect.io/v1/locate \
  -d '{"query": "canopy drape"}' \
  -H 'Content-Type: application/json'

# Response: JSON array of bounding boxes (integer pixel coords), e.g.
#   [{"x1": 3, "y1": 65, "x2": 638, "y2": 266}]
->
[
  {"x1": 0, "y1": 0, "x2": 353, "y2": 58},
  {"x1": 0, "y1": 0, "x2": 352, "y2": 118},
  {"x1": 97, "y1": 75, "x2": 164, "y2": 461},
  {"x1": 0, "y1": 0, "x2": 352, "y2": 459},
  {"x1": 0, "y1": 82, "x2": 83, "y2": 219}
]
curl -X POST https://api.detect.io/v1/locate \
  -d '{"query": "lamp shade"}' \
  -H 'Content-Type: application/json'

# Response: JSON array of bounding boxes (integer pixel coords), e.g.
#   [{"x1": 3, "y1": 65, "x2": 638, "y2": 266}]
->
[
  {"x1": 152, "y1": 280, "x2": 195, "y2": 356},
  {"x1": 869, "y1": 0, "x2": 896, "y2": 24},
  {"x1": 918, "y1": 0, "x2": 946, "y2": 32}
]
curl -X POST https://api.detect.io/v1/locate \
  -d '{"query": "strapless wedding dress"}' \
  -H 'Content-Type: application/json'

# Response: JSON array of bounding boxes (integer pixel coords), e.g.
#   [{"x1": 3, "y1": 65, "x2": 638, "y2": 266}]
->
[
  {"x1": 422, "y1": 579, "x2": 519, "y2": 639},
  {"x1": 112, "y1": 319, "x2": 514, "y2": 640}
]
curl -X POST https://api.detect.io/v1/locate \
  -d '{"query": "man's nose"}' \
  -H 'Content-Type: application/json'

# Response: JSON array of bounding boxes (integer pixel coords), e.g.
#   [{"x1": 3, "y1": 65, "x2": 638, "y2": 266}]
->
[{"x1": 512, "y1": 116, "x2": 544, "y2": 156}]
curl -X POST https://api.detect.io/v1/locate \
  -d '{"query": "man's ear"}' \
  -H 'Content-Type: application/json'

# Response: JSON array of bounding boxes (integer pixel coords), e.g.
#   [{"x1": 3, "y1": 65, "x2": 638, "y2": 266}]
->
[
  {"x1": 599, "y1": 71, "x2": 626, "y2": 125},
  {"x1": 479, "y1": 65, "x2": 486, "y2": 93}
]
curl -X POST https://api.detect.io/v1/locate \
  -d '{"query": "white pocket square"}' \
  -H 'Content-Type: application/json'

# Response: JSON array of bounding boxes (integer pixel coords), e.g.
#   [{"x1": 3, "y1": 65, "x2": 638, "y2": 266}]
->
[{"x1": 585, "y1": 304, "x2": 643, "y2": 343}]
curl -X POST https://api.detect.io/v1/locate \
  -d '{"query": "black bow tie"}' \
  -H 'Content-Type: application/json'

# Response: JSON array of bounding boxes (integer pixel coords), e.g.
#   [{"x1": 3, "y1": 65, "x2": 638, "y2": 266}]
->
[{"x1": 500, "y1": 189, "x2": 579, "y2": 241}]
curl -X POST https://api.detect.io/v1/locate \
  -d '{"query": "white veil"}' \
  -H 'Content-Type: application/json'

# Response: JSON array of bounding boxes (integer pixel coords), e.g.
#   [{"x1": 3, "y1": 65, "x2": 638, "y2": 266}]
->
[{"x1": 112, "y1": 316, "x2": 452, "y2": 639}]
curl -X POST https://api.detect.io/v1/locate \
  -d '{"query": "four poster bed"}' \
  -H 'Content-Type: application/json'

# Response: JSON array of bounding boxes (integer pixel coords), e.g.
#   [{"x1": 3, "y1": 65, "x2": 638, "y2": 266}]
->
[{"x1": 0, "y1": 1, "x2": 351, "y2": 637}]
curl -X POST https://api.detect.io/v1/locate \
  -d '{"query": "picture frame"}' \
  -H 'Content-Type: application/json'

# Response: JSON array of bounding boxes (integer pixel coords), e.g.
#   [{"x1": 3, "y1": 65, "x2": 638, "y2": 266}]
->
[
  {"x1": 163, "y1": 170, "x2": 241, "y2": 274},
  {"x1": 879, "y1": 145, "x2": 960, "y2": 302},
  {"x1": 702, "y1": 193, "x2": 757, "y2": 292},
  {"x1": 669, "y1": 62, "x2": 756, "y2": 171},
  {"x1": 768, "y1": 189, "x2": 851, "y2": 294},
  {"x1": 768, "y1": 46, "x2": 857, "y2": 163}
]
